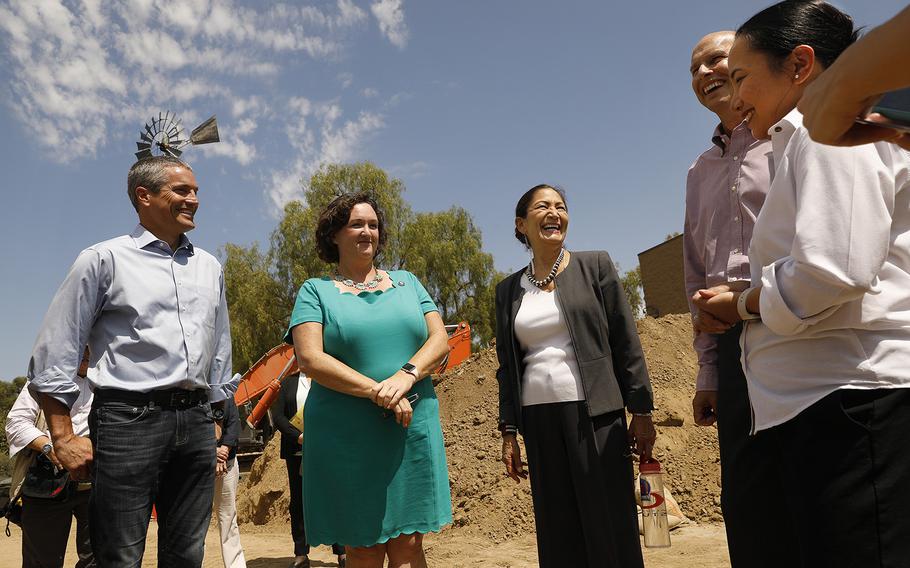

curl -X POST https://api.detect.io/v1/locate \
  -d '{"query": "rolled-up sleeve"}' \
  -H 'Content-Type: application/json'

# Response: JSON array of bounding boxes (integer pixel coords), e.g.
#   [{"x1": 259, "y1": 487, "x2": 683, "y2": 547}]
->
[
  {"x1": 27, "y1": 248, "x2": 108, "y2": 408},
  {"x1": 759, "y1": 136, "x2": 894, "y2": 336},
  {"x1": 207, "y1": 270, "x2": 236, "y2": 403},
  {"x1": 5, "y1": 385, "x2": 45, "y2": 457}
]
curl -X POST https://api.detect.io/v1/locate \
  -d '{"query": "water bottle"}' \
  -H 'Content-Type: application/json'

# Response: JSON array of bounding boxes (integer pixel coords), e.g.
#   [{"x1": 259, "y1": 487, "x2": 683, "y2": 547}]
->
[{"x1": 640, "y1": 458, "x2": 671, "y2": 548}]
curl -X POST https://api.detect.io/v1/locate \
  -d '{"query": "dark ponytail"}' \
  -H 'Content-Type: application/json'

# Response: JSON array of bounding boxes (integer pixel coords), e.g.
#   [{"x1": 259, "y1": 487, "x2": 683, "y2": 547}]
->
[{"x1": 736, "y1": 1, "x2": 859, "y2": 71}]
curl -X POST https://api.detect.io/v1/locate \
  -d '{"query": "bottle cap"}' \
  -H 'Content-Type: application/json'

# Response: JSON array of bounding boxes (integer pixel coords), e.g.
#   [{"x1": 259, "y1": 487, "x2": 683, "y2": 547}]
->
[{"x1": 640, "y1": 458, "x2": 662, "y2": 474}]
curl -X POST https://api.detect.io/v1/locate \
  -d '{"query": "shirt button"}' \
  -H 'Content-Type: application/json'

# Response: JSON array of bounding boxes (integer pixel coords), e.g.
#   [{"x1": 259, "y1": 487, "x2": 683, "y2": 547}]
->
[
  {"x1": 733, "y1": 155, "x2": 739, "y2": 161},
  {"x1": 731, "y1": 186, "x2": 737, "y2": 192},
  {"x1": 774, "y1": 126, "x2": 783, "y2": 133},
  {"x1": 734, "y1": 216, "x2": 739, "y2": 221}
]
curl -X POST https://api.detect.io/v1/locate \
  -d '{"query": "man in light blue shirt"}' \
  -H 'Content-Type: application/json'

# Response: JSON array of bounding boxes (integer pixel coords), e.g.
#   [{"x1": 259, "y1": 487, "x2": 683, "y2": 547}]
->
[{"x1": 27, "y1": 155, "x2": 236, "y2": 567}]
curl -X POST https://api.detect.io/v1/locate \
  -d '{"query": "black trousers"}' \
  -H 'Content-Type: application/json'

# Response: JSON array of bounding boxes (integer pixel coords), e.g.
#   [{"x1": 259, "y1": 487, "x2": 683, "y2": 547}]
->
[
  {"x1": 22, "y1": 487, "x2": 94, "y2": 568},
  {"x1": 285, "y1": 455, "x2": 343, "y2": 556},
  {"x1": 716, "y1": 325, "x2": 799, "y2": 567},
  {"x1": 761, "y1": 387, "x2": 910, "y2": 568},
  {"x1": 521, "y1": 401, "x2": 643, "y2": 568}
]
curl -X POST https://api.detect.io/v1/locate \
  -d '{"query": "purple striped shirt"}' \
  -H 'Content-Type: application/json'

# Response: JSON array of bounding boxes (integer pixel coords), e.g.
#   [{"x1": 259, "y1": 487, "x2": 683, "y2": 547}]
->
[{"x1": 683, "y1": 123, "x2": 771, "y2": 390}]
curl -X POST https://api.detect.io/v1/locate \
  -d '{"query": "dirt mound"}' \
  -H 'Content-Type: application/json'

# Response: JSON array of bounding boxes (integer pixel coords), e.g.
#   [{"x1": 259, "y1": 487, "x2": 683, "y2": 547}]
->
[
  {"x1": 237, "y1": 314, "x2": 722, "y2": 534},
  {"x1": 237, "y1": 434, "x2": 290, "y2": 526}
]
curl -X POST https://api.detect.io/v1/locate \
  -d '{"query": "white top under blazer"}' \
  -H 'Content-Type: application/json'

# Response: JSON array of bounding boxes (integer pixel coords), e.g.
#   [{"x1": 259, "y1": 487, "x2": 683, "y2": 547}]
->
[{"x1": 514, "y1": 276, "x2": 586, "y2": 406}]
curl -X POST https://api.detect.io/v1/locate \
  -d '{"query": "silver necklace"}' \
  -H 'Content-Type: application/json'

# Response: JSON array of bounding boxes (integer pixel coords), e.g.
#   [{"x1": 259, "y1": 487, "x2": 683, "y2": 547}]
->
[
  {"x1": 335, "y1": 269, "x2": 384, "y2": 291},
  {"x1": 526, "y1": 248, "x2": 565, "y2": 288}
]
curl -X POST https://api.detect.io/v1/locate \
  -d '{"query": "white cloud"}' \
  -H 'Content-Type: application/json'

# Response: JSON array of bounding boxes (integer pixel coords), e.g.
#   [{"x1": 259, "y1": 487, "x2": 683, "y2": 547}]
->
[
  {"x1": 371, "y1": 0, "x2": 408, "y2": 48},
  {"x1": 389, "y1": 160, "x2": 430, "y2": 178},
  {"x1": 0, "y1": 0, "x2": 384, "y2": 163},
  {"x1": 268, "y1": 101, "x2": 385, "y2": 210},
  {"x1": 337, "y1": 72, "x2": 354, "y2": 89},
  {"x1": 362, "y1": 87, "x2": 379, "y2": 98}
]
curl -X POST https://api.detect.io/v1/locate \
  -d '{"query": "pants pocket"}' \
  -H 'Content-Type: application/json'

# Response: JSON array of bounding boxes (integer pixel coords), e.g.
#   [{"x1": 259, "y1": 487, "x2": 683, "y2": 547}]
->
[{"x1": 96, "y1": 402, "x2": 151, "y2": 426}]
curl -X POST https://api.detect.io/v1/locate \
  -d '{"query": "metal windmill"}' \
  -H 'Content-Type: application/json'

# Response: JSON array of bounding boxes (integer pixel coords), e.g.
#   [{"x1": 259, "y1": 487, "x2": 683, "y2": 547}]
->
[{"x1": 135, "y1": 111, "x2": 220, "y2": 160}]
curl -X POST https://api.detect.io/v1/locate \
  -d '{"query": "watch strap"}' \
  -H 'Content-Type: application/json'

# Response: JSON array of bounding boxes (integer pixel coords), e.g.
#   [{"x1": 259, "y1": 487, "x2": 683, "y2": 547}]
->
[
  {"x1": 401, "y1": 362, "x2": 418, "y2": 379},
  {"x1": 737, "y1": 287, "x2": 761, "y2": 321}
]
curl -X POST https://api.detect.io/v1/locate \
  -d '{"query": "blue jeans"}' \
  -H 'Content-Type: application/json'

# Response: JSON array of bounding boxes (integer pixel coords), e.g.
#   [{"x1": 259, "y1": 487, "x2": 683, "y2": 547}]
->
[{"x1": 88, "y1": 399, "x2": 216, "y2": 567}]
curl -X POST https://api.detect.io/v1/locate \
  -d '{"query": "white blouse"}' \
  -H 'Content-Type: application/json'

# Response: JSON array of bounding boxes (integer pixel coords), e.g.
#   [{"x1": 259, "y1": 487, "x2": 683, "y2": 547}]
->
[
  {"x1": 743, "y1": 108, "x2": 910, "y2": 432},
  {"x1": 514, "y1": 276, "x2": 585, "y2": 406}
]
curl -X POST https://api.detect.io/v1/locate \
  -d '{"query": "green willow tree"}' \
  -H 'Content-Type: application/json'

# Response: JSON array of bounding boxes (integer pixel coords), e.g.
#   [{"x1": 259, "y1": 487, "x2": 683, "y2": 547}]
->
[{"x1": 223, "y1": 162, "x2": 499, "y2": 372}]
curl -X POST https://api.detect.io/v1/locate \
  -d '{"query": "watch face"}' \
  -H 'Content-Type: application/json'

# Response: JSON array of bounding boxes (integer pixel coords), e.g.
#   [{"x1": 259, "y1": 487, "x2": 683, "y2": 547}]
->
[
  {"x1": 213, "y1": 409, "x2": 225, "y2": 420},
  {"x1": 401, "y1": 363, "x2": 416, "y2": 373}
]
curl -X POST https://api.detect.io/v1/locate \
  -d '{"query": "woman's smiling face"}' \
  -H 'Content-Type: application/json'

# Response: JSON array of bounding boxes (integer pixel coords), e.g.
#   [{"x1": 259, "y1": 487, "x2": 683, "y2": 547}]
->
[
  {"x1": 728, "y1": 35, "x2": 804, "y2": 140},
  {"x1": 515, "y1": 186, "x2": 569, "y2": 251}
]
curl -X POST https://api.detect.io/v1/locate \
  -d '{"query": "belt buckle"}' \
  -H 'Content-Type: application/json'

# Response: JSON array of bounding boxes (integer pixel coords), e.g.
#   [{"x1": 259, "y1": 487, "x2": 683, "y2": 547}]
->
[{"x1": 170, "y1": 392, "x2": 190, "y2": 407}]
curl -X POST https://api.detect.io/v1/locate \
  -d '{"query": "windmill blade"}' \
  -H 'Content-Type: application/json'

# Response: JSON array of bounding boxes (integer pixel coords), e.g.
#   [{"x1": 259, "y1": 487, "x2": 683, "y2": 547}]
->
[
  {"x1": 169, "y1": 147, "x2": 183, "y2": 158},
  {"x1": 190, "y1": 115, "x2": 219, "y2": 145},
  {"x1": 140, "y1": 131, "x2": 152, "y2": 143},
  {"x1": 135, "y1": 149, "x2": 153, "y2": 160},
  {"x1": 136, "y1": 141, "x2": 151, "y2": 152}
]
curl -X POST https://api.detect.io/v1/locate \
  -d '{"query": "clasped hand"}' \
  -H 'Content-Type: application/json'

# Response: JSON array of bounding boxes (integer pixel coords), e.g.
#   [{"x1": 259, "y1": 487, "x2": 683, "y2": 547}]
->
[
  {"x1": 371, "y1": 371, "x2": 416, "y2": 428},
  {"x1": 691, "y1": 283, "x2": 747, "y2": 332},
  {"x1": 54, "y1": 434, "x2": 93, "y2": 482}
]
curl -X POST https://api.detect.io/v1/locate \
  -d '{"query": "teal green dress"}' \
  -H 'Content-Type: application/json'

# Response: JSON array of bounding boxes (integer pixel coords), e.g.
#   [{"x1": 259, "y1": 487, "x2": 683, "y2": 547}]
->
[{"x1": 285, "y1": 270, "x2": 452, "y2": 547}]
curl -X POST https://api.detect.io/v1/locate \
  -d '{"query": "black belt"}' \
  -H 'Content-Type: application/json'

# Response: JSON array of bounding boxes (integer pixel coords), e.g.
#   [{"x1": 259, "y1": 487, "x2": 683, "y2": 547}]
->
[{"x1": 94, "y1": 388, "x2": 208, "y2": 409}]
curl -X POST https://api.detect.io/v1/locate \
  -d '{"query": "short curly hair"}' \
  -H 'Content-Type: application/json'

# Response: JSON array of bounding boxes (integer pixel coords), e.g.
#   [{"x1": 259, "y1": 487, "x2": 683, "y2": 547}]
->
[{"x1": 315, "y1": 192, "x2": 387, "y2": 263}]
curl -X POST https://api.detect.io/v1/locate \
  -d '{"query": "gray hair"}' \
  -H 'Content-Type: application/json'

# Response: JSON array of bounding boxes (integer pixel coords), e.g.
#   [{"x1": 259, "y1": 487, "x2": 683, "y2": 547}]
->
[{"x1": 127, "y1": 156, "x2": 193, "y2": 211}]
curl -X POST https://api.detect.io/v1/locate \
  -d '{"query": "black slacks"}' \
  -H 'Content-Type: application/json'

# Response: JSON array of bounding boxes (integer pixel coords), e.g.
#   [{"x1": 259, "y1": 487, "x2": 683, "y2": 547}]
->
[
  {"x1": 715, "y1": 325, "x2": 799, "y2": 567},
  {"x1": 521, "y1": 401, "x2": 643, "y2": 568},
  {"x1": 762, "y1": 387, "x2": 910, "y2": 568},
  {"x1": 285, "y1": 455, "x2": 343, "y2": 557},
  {"x1": 22, "y1": 487, "x2": 94, "y2": 568}
]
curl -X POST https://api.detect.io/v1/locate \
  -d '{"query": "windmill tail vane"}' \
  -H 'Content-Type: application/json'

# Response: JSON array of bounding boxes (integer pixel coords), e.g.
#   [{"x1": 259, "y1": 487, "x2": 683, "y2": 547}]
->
[{"x1": 135, "y1": 111, "x2": 220, "y2": 160}]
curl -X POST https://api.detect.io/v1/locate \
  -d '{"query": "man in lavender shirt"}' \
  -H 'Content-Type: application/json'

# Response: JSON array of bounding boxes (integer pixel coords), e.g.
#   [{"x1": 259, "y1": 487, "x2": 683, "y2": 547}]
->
[{"x1": 684, "y1": 31, "x2": 795, "y2": 567}]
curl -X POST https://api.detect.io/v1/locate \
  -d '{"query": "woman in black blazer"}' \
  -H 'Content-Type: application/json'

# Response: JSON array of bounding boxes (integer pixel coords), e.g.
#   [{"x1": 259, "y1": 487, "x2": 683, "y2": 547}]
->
[
  {"x1": 495, "y1": 184, "x2": 657, "y2": 568},
  {"x1": 274, "y1": 374, "x2": 344, "y2": 568}
]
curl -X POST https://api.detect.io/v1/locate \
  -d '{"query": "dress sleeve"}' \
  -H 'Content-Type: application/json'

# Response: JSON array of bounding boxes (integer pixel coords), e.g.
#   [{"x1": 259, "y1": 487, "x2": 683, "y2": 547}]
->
[
  {"x1": 285, "y1": 280, "x2": 324, "y2": 344},
  {"x1": 408, "y1": 272, "x2": 439, "y2": 314}
]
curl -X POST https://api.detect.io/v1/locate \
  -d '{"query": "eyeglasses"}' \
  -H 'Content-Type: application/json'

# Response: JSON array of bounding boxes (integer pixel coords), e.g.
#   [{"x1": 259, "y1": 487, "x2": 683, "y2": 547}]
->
[{"x1": 381, "y1": 393, "x2": 420, "y2": 419}]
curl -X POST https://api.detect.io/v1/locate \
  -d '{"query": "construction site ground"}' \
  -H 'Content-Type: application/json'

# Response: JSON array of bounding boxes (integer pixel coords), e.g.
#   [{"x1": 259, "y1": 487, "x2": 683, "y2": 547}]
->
[{"x1": 0, "y1": 314, "x2": 734, "y2": 567}]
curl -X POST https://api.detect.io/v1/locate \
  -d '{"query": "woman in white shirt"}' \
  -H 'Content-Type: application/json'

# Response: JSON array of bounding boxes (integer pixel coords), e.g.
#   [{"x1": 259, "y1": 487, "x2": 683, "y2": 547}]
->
[{"x1": 694, "y1": 2, "x2": 910, "y2": 566}]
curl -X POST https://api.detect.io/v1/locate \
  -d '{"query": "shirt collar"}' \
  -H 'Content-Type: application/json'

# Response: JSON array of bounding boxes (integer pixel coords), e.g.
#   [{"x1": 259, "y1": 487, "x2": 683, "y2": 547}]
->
[
  {"x1": 711, "y1": 120, "x2": 751, "y2": 156},
  {"x1": 130, "y1": 224, "x2": 195, "y2": 255},
  {"x1": 769, "y1": 108, "x2": 803, "y2": 172}
]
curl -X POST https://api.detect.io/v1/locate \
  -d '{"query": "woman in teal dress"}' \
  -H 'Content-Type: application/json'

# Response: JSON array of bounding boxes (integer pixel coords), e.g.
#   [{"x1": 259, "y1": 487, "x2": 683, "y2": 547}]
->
[{"x1": 286, "y1": 192, "x2": 452, "y2": 568}]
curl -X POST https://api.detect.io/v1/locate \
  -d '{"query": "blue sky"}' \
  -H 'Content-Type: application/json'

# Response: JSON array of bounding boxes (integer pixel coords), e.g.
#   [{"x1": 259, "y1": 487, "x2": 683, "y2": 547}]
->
[{"x1": 0, "y1": 0, "x2": 904, "y2": 380}]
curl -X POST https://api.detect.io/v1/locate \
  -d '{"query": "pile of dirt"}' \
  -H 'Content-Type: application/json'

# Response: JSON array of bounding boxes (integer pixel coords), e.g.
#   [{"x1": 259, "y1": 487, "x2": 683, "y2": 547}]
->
[
  {"x1": 237, "y1": 314, "x2": 722, "y2": 535},
  {"x1": 236, "y1": 434, "x2": 291, "y2": 526},
  {"x1": 636, "y1": 314, "x2": 722, "y2": 523}
]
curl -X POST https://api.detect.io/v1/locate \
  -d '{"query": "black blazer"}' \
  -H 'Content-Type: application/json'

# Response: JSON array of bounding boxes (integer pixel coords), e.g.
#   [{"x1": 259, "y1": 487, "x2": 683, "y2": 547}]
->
[
  {"x1": 495, "y1": 250, "x2": 654, "y2": 433},
  {"x1": 274, "y1": 374, "x2": 305, "y2": 460}
]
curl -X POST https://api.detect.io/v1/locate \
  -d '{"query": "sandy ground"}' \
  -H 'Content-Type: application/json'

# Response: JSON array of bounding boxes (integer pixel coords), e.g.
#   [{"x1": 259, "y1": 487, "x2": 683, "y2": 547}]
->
[{"x1": 0, "y1": 521, "x2": 731, "y2": 567}]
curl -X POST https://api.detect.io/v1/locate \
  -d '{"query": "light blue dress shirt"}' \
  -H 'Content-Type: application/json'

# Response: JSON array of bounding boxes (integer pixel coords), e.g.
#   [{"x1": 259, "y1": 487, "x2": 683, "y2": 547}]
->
[{"x1": 27, "y1": 225, "x2": 236, "y2": 408}]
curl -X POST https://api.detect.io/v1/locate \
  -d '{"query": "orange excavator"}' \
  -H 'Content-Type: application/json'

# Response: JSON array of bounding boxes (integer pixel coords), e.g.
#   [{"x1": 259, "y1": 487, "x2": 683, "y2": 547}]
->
[{"x1": 233, "y1": 322, "x2": 472, "y2": 456}]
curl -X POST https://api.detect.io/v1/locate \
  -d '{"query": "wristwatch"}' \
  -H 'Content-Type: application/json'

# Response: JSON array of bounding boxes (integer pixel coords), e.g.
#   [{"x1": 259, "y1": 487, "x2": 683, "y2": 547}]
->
[
  {"x1": 41, "y1": 442, "x2": 53, "y2": 456},
  {"x1": 400, "y1": 362, "x2": 419, "y2": 381},
  {"x1": 737, "y1": 287, "x2": 761, "y2": 321},
  {"x1": 212, "y1": 407, "x2": 225, "y2": 421}
]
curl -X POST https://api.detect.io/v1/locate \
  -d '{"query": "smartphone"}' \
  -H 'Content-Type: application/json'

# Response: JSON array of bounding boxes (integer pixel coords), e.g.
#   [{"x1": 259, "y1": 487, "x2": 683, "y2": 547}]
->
[{"x1": 856, "y1": 86, "x2": 910, "y2": 133}]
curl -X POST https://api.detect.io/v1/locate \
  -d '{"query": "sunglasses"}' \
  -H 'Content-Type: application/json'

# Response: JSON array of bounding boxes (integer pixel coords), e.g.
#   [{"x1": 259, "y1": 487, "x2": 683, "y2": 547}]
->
[{"x1": 381, "y1": 393, "x2": 420, "y2": 419}]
